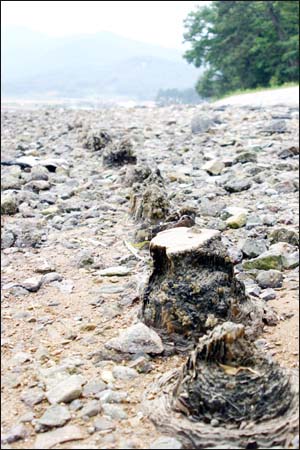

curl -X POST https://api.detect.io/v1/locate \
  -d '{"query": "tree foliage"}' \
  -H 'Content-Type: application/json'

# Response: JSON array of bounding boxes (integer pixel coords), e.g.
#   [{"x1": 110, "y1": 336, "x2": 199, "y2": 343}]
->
[{"x1": 183, "y1": 1, "x2": 299, "y2": 98}]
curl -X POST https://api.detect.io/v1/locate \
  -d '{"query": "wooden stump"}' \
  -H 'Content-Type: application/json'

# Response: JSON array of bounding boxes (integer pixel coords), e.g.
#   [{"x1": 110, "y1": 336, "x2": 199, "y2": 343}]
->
[
  {"x1": 142, "y1": 227, "x2": 270, "y2": 343},
  {"x1": 143, "y1": 322, "x2": 299, "y2": 449}
]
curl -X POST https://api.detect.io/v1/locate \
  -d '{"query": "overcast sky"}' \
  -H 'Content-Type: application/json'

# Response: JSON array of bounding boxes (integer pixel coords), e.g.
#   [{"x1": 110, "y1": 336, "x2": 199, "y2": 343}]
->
[{"x1": 2, "y1": 1, "x2": 211, "y2": 49}]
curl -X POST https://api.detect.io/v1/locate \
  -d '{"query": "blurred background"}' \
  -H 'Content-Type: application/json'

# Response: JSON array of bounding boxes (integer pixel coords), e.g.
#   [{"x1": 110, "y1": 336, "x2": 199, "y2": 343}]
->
[{"x1": 1, "y1": 1, "x2": 299, "y2": 107}]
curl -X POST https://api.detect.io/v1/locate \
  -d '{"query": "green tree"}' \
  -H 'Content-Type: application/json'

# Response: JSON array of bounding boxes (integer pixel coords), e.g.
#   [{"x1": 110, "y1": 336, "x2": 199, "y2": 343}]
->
[{"x1": 183, "y1": 1, "x2": 299, "y2": 98}]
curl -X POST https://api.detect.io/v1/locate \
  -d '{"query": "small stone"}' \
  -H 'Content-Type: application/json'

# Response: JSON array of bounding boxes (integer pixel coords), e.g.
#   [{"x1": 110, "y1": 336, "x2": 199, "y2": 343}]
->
[
  {"x1": 34, "y1": 425, "x2": 84, "y2": 449},
  {"x1": 282, "y1": 251, "x2": 299, "y2": 269},
  {"x1": 21, "y1": 276, "x2": 43, "y2": 292},
  {"x1": 269, "y1": 228, "x2": 299, "y2": 246},
  {"x1": 202, "y1": 160, "x2": 224, "y2": 175},
  {"x1": 210, "y1": 418, "x2": 220, "y2": 427},
  {"x1": 1, "y1": 424, "x2": 27, "y2": 444},
  {"x1": 80, "y1": 400, "x2": 101, "y2": 418},
  {"x1": 24, "y1": 180, "x2": 51, "y2": 192},
  {"x1": 41, "y1": 206, "x2": 59, "y2": 216},
  {"x1": 75, "y1": 250, "x2": 94, "y2": 268},
  {"x1": 112, "y1": 365, "x2": 138, "y2": 380},
  {"x1": 256, "y1": 270, "x2": 283, "y2": 288},
  {"x1": 46, "y1": 375, "x2": 84, "y2": 404},
  {"x1": 149, "y1": 437, "x2": 183, "y2": 449},
  {"x1": 226, "y1": 213, "x2": 247, "y2": 229},
  {"x1": 105, "y1": 322, "x2": 164, "y2": 354},
  {"x1": 233, "y1": 151, "x2": 257, "y2": 164},
  {"x1": 96, "y1": 285, "x2": 125, "y2": 294},
  {"x1": 102, "y1": 404, "x2": 127, "y2": 420},
  {"x1": 242, "y1": 239, "x2": 268, "y2": 258},
  {"x1": 19, "y1": 412, "x2": 35, "y2": 423},
  {"x1": 42, "y1": 272, "x2": 63, "y2": 284},
  {"x1": 246, "y1": 214, "x2": 263, "y2": 229},
  {"x1": 30, "y1": 165, "x2": 49, "y2": 181},
  {"x1": 1, "y1": 230, "x2": 15, "y2": 248},
  {"x1": 224, "y1": 178, "x2": 252, "y2": 193},
  {"x1": 96, "y1": 389, "x2": 128, "y2": 404},
  {"x1": 98, "y1": 266, "x2": 132, "y2": 277},
  {"x1": 34, "y1": 259, "x2": 56, "y2": 274},
  {"x1": 21, "y1": 387, "x2": 45, "y2": 407},
  {"x1": 93, "y1": 417, "x2": 116, "y2": 432},
  {"x1": 244, "y1": 283, "x2": 261, "y2": 297},
  {"x1": 70, "y1": 399, "x2": 83, "y2": 411},
  {"x1": 260, "y1": 288, "x2": 277, "y2": 301},
  {"x1": 52, "y1": 279, "x2": 74, "y2": 293},
  {"x1": 10, "y1": 286, "x2": 29, "y2": 296},
  {"x1": 37, "y1": 404, "x2": 71, "y2": 428},
  {"x1": 82, "y1": 380, "x2": 107, "y2": 398}
]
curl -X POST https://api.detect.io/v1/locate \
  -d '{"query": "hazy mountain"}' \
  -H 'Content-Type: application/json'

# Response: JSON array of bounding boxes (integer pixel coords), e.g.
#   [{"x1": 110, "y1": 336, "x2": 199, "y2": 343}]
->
[{"x1": 1, "y1": 26, "x2": 200, "y2": 101}]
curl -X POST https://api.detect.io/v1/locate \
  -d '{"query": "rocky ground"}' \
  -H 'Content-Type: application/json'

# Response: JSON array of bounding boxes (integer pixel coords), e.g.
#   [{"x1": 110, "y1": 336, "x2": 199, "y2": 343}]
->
[{"x1": 1, "y1": 102, "x2": 299, "y2": 449}]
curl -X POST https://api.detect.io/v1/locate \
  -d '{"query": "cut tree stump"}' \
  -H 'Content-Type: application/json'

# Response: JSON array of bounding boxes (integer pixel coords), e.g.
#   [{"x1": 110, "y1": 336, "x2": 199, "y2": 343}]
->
[
  {"x1": 142, "y1": 227, "x2": 275, "y2": 344},
  {"x1": 143, "y1": 322, "x2": 299, "y2": 449}
]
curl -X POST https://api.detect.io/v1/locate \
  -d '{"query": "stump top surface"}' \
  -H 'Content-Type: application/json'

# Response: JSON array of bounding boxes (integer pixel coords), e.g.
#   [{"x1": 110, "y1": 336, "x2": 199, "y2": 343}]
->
[{"x1": 150, "y1": 227, "x2": 220, "y2": 256}]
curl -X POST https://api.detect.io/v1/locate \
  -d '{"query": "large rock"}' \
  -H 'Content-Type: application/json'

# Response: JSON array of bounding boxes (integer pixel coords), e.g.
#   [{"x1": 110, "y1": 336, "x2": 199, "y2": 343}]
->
[{"x1": 105, "y1": 323, "x2": 164, "y2": 354}]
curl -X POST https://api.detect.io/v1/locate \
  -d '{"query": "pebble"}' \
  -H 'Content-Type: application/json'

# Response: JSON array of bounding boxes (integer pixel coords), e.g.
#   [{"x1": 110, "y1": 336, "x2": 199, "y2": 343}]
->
[
  {"x1": 80, "y1": 400, "x2": 101, "y2": 418},
  {"x1": 226, "y1": 213, "x2": 247, "y2": 229},
  {"x1": 102, "y1": 404, "x2": 128, "y2": 420},
  {"x1": 46, "y1": 374, "x2": 85, "y2": 404},
  {"x1": 42, "y1": 272, "x2": 63, "y2": 284},
  {"x1": 256, "y1": 270, "x2": 283, "y2": 288},
  {"x1": 52, "y1": 279, "x2": 74, "y2": 293},
  {"x1": 105, "y1": 322, "x2": 164, "y2": 354},
  {"x1": 20, "y1": 275, "x2": 43, "y2": 292},
  {"x1": 34, "y1": 425, "x2": 84, "y2": 449},
  {"x1": 112, "y1": 365, "x2": 138, "y2": 380},
  {"x1": 260, "y1": 288, "x2": 277, "y2": 301},
  {"x1": 93, "y1": 417, "x2": 116, "y2": 432},
  {"x1": 82, "y1": 380, "x2": 107, "y2": 398},
  {"x1": 21, "y1": 387, "x2": 45, "y2": 406},
  {"x1": 70, "y1": 399, "x2": 84, "y2": 411},
  {"x1": 97, "y1": 389, "x2": 128, "y2": 403},
  {"x1": 202, "y1": 160, "x2": 224, "y2": 175},
  {"x1": 1, "y1": 424, "x2": 27, "y2": 444},
  {"x1": 242, "y1": 239, "x2": 268, "y2": 258},
  {"x1": 98, "y1": 266, "x2": 132, "y2": 276},
  {"x1": 37, "y1": 404, "x2": 71, "y2": 428}
]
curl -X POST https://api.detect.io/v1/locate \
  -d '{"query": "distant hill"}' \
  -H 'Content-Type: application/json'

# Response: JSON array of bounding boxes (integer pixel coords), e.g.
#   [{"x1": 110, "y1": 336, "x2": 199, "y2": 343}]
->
[{"x1": 1, "y1": 26, "x2": 201, "y2": 101}]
